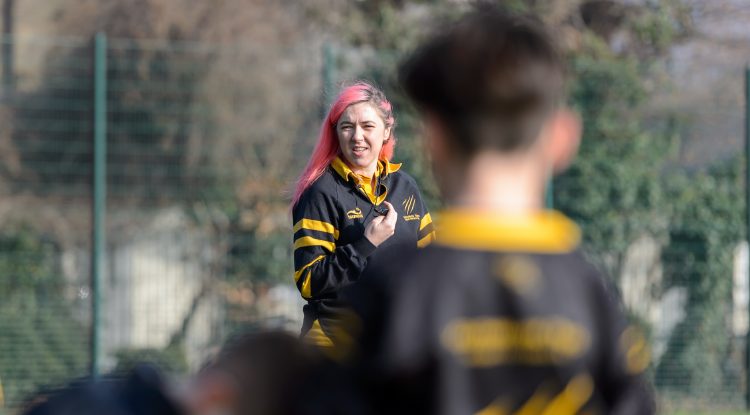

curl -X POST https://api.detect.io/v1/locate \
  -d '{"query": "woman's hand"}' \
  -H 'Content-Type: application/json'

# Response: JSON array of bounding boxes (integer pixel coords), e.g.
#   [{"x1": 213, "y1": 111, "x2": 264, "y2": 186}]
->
[{"x1": 364, "y1": 201, "x2": 398, "y2": 247}]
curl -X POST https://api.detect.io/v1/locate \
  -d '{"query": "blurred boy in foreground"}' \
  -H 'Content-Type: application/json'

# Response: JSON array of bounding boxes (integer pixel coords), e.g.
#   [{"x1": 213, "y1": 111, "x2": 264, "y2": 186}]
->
[
  {"x1": 20, "y1": 365, "x2": 183, "y2": 415},
  {"x1": 344, "y1": 5, "x2": 655, "y2": 415},
  {"x1": 21, "y1": 332, "x2": 319, "y2": 415}
]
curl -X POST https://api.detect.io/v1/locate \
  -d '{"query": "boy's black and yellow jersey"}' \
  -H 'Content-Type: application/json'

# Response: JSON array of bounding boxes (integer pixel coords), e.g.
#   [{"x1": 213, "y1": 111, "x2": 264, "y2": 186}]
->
[
  {"x1": 344, "y1": 210, "x2": 654, "y2": 415},
  {"x1": 292, "y1": 156, "x2": 435, "y2": 346}
]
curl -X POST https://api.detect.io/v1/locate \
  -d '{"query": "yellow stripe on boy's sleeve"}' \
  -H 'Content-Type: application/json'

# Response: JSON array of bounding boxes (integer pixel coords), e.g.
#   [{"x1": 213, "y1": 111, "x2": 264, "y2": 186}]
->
[
  {"x1": 293, "y1": 218, "x2": 340, "y2": 240},
  {"x1": 294, "y1": 236, "x2": 336, "y2": 252},
  {"x1": 417, "y1": 231, "x2": 436, "y2": 248},
  {"x1": 420, "y1": 212, "x2": 433, "y2": 231}
]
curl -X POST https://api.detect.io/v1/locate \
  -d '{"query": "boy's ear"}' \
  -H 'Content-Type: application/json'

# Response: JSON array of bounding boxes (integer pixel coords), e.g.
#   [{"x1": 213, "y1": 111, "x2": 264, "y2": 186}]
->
[
  {"x1": 184, "y1": 371, "x2": 237, "y2": 414},
  {"x1": 422, "y1": 113, "x2": 450, "y2": 164},
  {"x1": 545, "y1": 108, "x2": 582, "y2": 173}
]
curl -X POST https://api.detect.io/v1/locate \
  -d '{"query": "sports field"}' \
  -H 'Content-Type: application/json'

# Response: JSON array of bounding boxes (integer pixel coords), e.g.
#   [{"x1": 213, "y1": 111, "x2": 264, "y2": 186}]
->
[{"x1": 670, "y1": 412, "x2": 747, "y2": 415}]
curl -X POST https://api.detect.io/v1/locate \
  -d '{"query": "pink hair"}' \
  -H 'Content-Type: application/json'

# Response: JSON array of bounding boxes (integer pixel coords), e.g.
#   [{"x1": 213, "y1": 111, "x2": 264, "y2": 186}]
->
[{"x1": 291, "y1": 82, "x2": 397, "y2": 207}]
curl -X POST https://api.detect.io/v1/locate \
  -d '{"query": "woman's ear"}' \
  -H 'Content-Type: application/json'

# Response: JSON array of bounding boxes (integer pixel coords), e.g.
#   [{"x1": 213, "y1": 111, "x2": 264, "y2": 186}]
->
[{"x1": 545, "y1": 108, "x2": 582, "y2": 173}]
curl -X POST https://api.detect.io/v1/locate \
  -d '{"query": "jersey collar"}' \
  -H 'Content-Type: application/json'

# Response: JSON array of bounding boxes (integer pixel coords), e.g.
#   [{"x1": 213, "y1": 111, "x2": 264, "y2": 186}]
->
[
  {"x1": 434, "y1": 209, "x2": 581, "y2": 253},
  {"x1": 330, "y1": 156, "x2": 402, "y2": 183}
]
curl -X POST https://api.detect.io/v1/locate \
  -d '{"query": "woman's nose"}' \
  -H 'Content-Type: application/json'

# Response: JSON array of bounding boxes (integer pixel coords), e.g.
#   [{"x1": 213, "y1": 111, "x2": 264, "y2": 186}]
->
[{"x1": 353, "y1": 125, "x2": 365, "y2": 141}]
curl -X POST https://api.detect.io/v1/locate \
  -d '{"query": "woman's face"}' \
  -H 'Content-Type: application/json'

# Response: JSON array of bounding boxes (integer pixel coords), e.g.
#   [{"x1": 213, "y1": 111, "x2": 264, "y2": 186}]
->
[{"x1": 336, "y1": 102, "x2": 390, "y2": 176}]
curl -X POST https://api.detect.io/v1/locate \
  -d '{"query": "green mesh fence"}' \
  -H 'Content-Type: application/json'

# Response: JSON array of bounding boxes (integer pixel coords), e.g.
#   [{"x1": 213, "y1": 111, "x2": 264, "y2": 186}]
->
[
  {"x1": 0, "y1": 35, "x2": 93, "y2": 411},
  {"x1": 0, "y1": 34, "x2": 747, "y2": 414},
  {"x1": 0, "y1": 35, "x2": 318, "y2": 410}
]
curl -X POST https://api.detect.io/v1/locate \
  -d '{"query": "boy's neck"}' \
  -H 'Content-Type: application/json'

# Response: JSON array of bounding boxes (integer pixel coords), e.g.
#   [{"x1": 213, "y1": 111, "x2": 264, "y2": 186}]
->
[{"x1": 449, "y1": 152, "x2": 547, "y2": 214}]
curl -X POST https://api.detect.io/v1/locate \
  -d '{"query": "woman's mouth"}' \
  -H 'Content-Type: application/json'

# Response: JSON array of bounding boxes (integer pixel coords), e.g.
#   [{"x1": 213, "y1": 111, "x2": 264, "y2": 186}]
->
[{"x1": 352, "y1": 146, "x2": 368, "y2": 156}]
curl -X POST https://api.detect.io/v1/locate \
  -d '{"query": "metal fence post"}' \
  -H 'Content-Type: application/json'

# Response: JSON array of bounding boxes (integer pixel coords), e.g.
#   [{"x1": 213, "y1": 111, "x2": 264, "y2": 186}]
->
[
  {"x1": 91, "y1": 32, "x2": 107, "y2": 378},
  {"x1": 745, "y1": 64, "x2": 750, "y2": 410}
]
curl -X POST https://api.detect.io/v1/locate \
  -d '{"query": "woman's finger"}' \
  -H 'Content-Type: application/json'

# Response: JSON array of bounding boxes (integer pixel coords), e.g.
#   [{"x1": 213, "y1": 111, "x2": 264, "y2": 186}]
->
[
  {"x1": 383, "y1": 201, "x2": 397, "y2": 221},
  {"x1": 369, "y1": 215, "x2": 385, "y2": 226}
]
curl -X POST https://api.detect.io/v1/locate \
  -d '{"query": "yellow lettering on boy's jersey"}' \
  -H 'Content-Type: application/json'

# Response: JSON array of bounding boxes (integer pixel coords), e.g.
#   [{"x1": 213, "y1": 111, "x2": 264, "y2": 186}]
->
[
  {"x1": 620, "y1": 325, "x2": 651, "y2": 374},
  {"x1": 441, "y1": 317, "x2": 591, "y2": 367},
  {"x1": 493, "y1": 255, "x2": 541, "y2": 295}
]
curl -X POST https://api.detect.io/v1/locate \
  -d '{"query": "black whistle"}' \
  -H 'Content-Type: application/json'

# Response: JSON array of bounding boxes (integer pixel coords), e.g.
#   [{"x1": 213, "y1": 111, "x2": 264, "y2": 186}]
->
[{"x1": 373, "y1": 205, "x2": 389, "y2": 216}]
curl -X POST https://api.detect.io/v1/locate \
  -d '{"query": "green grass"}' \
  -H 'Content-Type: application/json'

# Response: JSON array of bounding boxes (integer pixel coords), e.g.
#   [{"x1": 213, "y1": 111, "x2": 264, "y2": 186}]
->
[{"x1": 668, "y1": 412, "x2": 748, "y2": 415}]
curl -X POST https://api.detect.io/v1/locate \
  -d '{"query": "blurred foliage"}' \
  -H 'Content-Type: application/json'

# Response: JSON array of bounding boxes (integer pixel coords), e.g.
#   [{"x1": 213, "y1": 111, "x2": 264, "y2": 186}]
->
[
  {"x1": 114, "y1": 344, "x2": 187, "y2": 374},
  {"x1": 228, "y1": 231, "x2": 292, "y2": 285},
  {"x1": 7, "y1": 40, "x2": 224, "y2": 202},
  {"x1": 629, "y1": 0, "x2": 694, "y2": 56},
  {"x1": 0, "y1": 226, "x2": 87, "y2": 406},
  {"x1": 558, "y1": 35, "x2": 674, "y2": 281},
  {"x1": 656, "y1": 156, "x2": 745, "y2": 400}
]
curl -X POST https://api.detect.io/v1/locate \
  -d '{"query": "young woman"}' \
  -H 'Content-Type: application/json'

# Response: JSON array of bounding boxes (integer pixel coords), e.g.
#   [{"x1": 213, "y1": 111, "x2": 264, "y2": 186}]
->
[{"x1": 291, "y1": 82, "x2": 435, "y2": 347}]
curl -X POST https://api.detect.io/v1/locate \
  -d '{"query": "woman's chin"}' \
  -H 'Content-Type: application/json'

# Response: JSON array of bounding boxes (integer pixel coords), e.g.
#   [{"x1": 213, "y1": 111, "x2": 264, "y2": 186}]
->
[{"x1": 347, "y1": 156, "x2": 374, "y2": 168}]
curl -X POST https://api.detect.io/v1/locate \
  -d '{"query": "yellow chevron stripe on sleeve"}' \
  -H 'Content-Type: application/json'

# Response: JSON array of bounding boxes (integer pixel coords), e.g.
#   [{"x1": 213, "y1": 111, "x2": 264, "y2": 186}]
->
[
  {"x1": 294, "y1": 255, "x2": 325, "y2": 282},
  {"x1": 417, "y1": 231, "x2": 436, "y2": 248},
  {"x1": 474, "y1": 374, "x2": 593, "y2": 415},
  {"x1": 300, "y1": 269, "x2": 313, "y2": 298},
  {"x1": 420, "y1": 212, "x2": 433, "y2": 231},
  {"x1": 293, "y1": 218, "x2": 339, "y2": 240},
  {"x1": 538, "y1": 374, "x2": 594, "y2": 415},
  {"x1": 294, "y1": 236, "x2": 336, "y2": 252},
  {"x1": 303, "y1": 319, "x2": 334, "y2": 347}
]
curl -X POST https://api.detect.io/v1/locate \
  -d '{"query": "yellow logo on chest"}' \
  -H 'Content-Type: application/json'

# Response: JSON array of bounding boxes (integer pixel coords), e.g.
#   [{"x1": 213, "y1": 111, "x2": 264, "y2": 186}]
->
[
  {"x1": 347, "y1": 207, "x2": 364, "y2": 219},
  {"x1": 402, "y1": 195, "x2": 420, "y2": 221}
]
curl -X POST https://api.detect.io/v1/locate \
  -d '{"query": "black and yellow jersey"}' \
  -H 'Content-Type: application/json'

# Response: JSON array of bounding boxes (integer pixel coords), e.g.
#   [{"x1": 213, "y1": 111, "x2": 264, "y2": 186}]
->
[
  {"x1": 292, "y1": 156, "x2": 435, "y2": 346},
  {"x1": 344, "y1": 210, "x2": 654, "y2": 415}
]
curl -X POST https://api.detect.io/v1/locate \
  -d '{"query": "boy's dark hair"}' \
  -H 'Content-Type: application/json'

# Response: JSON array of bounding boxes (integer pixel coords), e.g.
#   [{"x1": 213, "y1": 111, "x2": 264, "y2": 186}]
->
[{"x1": 400, "y1": 5, "x2": 565, "y2": 157}]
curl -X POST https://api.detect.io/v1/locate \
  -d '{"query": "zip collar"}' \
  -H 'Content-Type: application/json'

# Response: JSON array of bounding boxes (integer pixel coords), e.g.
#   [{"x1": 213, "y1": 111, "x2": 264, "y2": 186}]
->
[
  {"x1": 331, "y1": 156, "x2": 401, "y2": 205},
  {"x1": 330, "y1": 156, "x2": 402, "y2": 183}
]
